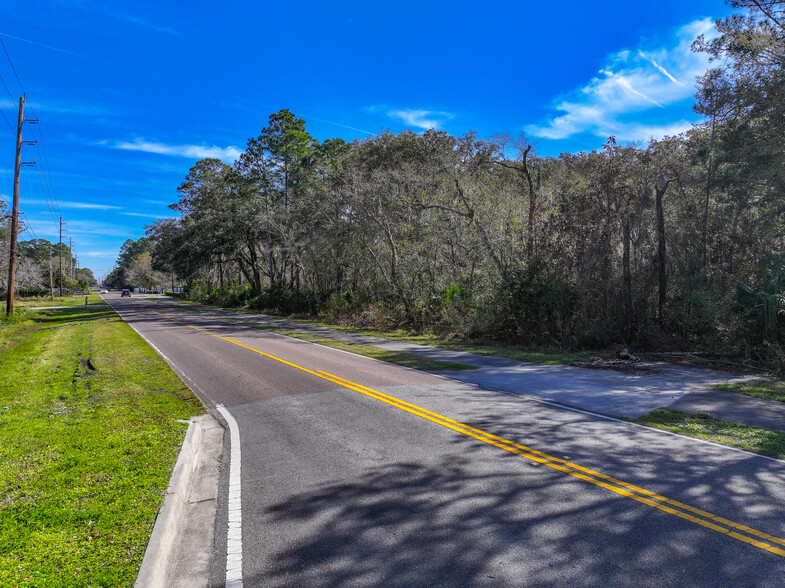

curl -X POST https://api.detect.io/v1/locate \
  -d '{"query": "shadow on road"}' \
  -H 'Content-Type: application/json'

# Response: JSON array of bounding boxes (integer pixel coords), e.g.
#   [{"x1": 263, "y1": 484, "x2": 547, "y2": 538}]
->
[{"x1": 241, "y1": 453, "x2": 784, "y2": 588}]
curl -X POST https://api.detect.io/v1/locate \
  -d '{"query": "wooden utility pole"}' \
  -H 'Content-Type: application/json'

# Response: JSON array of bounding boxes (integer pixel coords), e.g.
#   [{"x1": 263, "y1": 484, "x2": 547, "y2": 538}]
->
[
  {"x1": 5, "y1": 97, "x2": 24, "y2": 316},
  {"x1": 59, "y1": 216, "x2": 64, "y2": 296},
  {"x1": 48, "y1": 244, "x2": 54, "y2": 300}
]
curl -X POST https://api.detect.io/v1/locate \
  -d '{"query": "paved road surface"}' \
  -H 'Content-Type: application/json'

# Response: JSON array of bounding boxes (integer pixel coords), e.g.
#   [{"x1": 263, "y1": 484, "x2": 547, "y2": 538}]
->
[{"x1": 108, "y1": 295, "x2": 785, "y2": 587}]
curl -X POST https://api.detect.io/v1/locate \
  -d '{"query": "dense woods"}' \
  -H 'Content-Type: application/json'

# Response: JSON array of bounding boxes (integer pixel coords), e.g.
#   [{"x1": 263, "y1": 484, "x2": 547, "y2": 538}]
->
[{"x1": 134, "y1": 1, "x2": 782, "y2": 367}]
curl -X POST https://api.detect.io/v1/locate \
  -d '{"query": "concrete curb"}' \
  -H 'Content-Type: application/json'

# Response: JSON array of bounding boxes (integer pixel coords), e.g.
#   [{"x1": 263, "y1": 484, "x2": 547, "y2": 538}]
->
[{"x1": 135, "y1": 414, "x2": 224, "y2": 588}]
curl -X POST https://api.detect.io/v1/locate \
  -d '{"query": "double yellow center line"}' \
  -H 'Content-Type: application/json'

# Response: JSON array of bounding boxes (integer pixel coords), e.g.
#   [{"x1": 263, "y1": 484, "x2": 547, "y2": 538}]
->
[{"x1": 156, "y1": 311, "x2": 785, "y2": 558}]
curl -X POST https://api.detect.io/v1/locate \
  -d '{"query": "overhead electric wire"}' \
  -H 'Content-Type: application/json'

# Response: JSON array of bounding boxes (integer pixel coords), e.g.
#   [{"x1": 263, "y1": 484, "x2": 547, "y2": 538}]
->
[
  {"x1": 19, "y1": 211, "x2": 38, "y2": 240},
  {"x1": 0, "y1": 37, "x2": 26, "y2": 95},
  {"x1": 0, "y1": 37, "x2": 62, "y2": 233},
  {"x1": 27, "y1": 115, "x2": 62, "y2": 219},
  {"x1": 0, "y1": 70, "x2": 20, "y2": 136},
  {"x1": 0, "y1": 70, "x2": 14, "y2": 101}
]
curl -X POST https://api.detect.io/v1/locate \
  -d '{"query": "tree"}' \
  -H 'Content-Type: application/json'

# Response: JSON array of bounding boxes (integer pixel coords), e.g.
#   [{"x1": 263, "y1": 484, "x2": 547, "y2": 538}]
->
[
  {"x1": 694, "y1": 1, "x2": 785, "y2": 212},
  {"x1": 105, "y1": 237, "x2": 153, "y2": 289},
  {"x1": 493, "y1": 132, "x2": 539, "y2": 261},
  {"x1": 237, "y1": 109, "x2": 317, "y2": 290},
  {"x1": 126, "y1": 251, "x2": 155, "y2": 288}
]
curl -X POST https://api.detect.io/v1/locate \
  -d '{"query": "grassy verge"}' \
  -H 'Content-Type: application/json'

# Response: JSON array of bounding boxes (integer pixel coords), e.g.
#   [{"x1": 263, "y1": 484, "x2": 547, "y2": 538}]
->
[
  {"x1": 0, "y1": 305, "x2": 203, "y2": 586},
  {"x1": 161, "y1": 300, "x2": 590, "y2": 366},
  {"x1": 712, "y1": 377, "x2": 785, "y2": 403},
  {"x1": 12, "y1": 294, "x2": 106, "y2": 308},
  {"x1": 156, "y1": 301, "x2": 475, "y2": 371},
  {"x1": 263, "y1": 327, "x2": 476, "y2": 371},
  {"x1": 634, "y1": 409, "x2": 785, "y2": 459},
  {"x1": 278, "y1": 316, "x2": 598, "y2": 364}
]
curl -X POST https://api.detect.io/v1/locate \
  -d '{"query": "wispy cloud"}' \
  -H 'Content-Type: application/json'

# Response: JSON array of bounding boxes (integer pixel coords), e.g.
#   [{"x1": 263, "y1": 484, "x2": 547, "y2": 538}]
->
[
  {"x1": 24, "y1": 198, "x2": 122, "y2": 210},
  {"x1": 0, "y1": 97, "x2": 115, "y2": 117},
  {"x1": 120, "y1": 211, "x2": 170, "y2": 219},
  {"x1": 528, "y1": 18, "x2": 718, "y2": 142},
  {"x1": 62, "y1": 219, "x2": 138, "y2": 238},
  {"x1": 81, "y1": 250, "x2": 121, "y2": 258},
  {"x1": 119, "y1": 15, "x2": 179, "y2": 35},
  {"x1": 385, "y1": 108, "x2": 454, "y2": 130},
  {"x1": 597, "y1": 120, "x2": 697, "y2": 143},
  {"x1": 109, "y1": 138, "x2": 242, "y2": 162},
  {"x1": 638, "y1": 51, "x2": 685, "y2": 86}
]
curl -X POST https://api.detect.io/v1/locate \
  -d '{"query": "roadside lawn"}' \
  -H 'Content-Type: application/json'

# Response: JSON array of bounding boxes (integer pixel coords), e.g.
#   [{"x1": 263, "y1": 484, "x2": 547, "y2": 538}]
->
[
  {"x1": 0, "y1": 306, "x2": 203, "y2": 587},
  {"x1": 634, "y1": 409, "x2": 785, "y2": 459},
  {"x1": 713, "y1": 378, "x2": 785, "y2": 403},
  {"x1": 11, "y1": 294, "x2": 107, "y2": 308},
  {"x1": 155, "y1": 302, "x2": 476, "y2": 371},
  {"x1": 264, "y1": 315, "x2": 598, "y2": 365}
]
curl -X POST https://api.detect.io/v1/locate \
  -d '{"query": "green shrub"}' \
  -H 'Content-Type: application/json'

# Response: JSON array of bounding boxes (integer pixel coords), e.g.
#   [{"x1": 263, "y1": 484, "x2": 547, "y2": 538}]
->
[
  {"x1": 18, "y1": 286, "x2": 50, "y2": 297},
  {"x1": 249, "y1": 285, "x2": 327, "y2": 316}
]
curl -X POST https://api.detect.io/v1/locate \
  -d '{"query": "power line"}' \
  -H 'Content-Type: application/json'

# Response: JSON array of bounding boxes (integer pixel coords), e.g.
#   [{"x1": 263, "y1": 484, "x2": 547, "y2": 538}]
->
[
  {"x1": 0, "y1": 37, "x2": 25, "y2": 95},
  {"x1": 0, "y1": 100, "x2": 14, "y2": 134},
  {"x1": 19, "y1": 211, "x2": 38, "y2": 240},
  {"x1": 0, "y1": 46, "x2": 24, "y2": 136},
  {"x1": 27, "y1": 118, "x2": 61, "y2": 219},
  {"x1": 0, "y1": 38, "x2": 61, "y2": 231}
]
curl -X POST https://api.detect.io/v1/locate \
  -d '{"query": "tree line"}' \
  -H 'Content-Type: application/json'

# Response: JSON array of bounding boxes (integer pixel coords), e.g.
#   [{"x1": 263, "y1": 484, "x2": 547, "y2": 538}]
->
[
  {"x1": 0, "y1": 218, "x2": 95, "y2": 296},
  {"x1": 122, "y1": 1, "x2": 782, "y2": 366}
]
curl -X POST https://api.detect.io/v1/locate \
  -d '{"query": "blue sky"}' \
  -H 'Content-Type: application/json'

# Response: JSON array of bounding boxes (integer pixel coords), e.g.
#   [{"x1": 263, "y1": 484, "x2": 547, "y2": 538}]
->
[{"x1": 0, "y1": 0, "x2": 731, "y2": 280}]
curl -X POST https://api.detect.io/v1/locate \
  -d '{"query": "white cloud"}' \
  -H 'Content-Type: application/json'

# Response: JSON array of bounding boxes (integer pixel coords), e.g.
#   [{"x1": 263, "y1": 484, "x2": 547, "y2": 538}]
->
[
  {"x1": 120, "y1": 211, "x2": 171, "y2": 219},
  {"x1": 81, "y1": 250, "x2": 121, "y2": 258},
  {"x1": 62, "y1": 219, "x2": 137, "y2": 238},
  {"x1": 24, "y1": 198, "x2": 122, "y2": 210},
  {"x1": 0, "y1": 98, "x2": 116, "y2": 117},
  {"x1": 387, "y1": 109, "x2": 454, "y2": 130},
  {"x1": 528, "y1": 18, "x2": 718, "y2": 142},
  {"x1": 119, "y1": 15, "x2": 179, "y2": 35},
  {"x1": 598, "y1": 120, "x2": 697, "y2": 142},
  {"x1": 110, "y1": 138, "x2": 242, "y2": 162}
]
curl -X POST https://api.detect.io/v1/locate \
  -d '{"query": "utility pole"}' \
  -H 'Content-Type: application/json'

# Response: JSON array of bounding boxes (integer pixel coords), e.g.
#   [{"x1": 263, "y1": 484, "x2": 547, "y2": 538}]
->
[
  {"x1": 48, "y1": 243, "x2": 53, "y2": 300},
  {"x1": 69, "y1": 237, "x2": 72, "y2": 281},
  {"x1": 5, "y1": 97, "x2": 24, "y2": 316},
  {"x1": 59, "y1": 216, "x2": 64, "y2": 296}
]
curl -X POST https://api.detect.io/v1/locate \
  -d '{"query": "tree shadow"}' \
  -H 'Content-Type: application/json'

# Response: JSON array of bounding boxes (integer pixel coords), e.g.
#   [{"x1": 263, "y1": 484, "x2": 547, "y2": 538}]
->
[
  {"x1": 30, "y1": 305, "x2": 116, "y2": 327},
  {"x1": 239, "y1": 448, "x2": 785, "y2": 587}
]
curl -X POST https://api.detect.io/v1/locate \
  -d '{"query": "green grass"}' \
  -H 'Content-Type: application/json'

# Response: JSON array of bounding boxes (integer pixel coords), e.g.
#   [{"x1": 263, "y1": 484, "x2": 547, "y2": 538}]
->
[
  {"x1": 161, "y1": 300, "x2": 590, "y2": 365},
  {"x1": 712, "y1": 377, "x2": 785, "y2": 403},
  {"x1": 635, "y1": 408, "x2": 785, "y2": 459},
  {"x1": 156, "y1": 301, "x2": 476, "y2": 371},
  {"x1": 0, "y1": 306, "x2": 203, "y2": 586},
  {"x1": 264, "y1": 328, "x2": 476, "y2": 371},
  {"x1": 278, "y1": 316, "x2": 597, "y2": 364},
  {"x1": 11, "y1": 294, "x2": 107, "y2": 308}
]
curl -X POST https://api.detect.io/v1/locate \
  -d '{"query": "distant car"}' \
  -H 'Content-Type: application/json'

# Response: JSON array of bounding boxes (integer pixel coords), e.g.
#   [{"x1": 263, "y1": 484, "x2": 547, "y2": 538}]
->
[
  {"x1": 100, "y1": 289, "x2": 108, "y2": 294},
  {"x1": 121, "y1": 289, "x2": 131, "y2": 297}
]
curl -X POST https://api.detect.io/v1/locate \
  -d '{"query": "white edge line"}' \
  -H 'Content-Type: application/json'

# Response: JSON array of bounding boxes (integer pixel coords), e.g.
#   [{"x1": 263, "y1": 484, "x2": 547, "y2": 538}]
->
[
  {"x1": 104, "y1": 299, "x2": 243, "y2": 584},
  {"x1": 103, "y1": 298, "x2": 219, "y2": 406},
  {"x1": 216, "y1": 404, "x2": 243, "y2": 588}
]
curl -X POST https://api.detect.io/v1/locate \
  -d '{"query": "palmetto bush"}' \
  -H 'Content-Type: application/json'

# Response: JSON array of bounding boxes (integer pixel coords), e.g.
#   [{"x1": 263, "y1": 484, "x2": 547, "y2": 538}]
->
[{"x1": 735, "y1": 269, "x2": 785, "y2": 367}]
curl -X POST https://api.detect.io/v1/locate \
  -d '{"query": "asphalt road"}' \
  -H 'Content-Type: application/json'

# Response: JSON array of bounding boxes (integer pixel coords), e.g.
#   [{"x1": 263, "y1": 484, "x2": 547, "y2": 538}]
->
[{"x1": 107, "y1": 294, "x2": 785, "y2": 587}]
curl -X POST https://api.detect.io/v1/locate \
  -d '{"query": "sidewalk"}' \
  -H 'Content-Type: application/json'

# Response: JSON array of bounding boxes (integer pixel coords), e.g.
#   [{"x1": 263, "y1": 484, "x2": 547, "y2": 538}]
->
[{"x1": 159, "y1": 301, "x2": 783, "y2": 427}]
